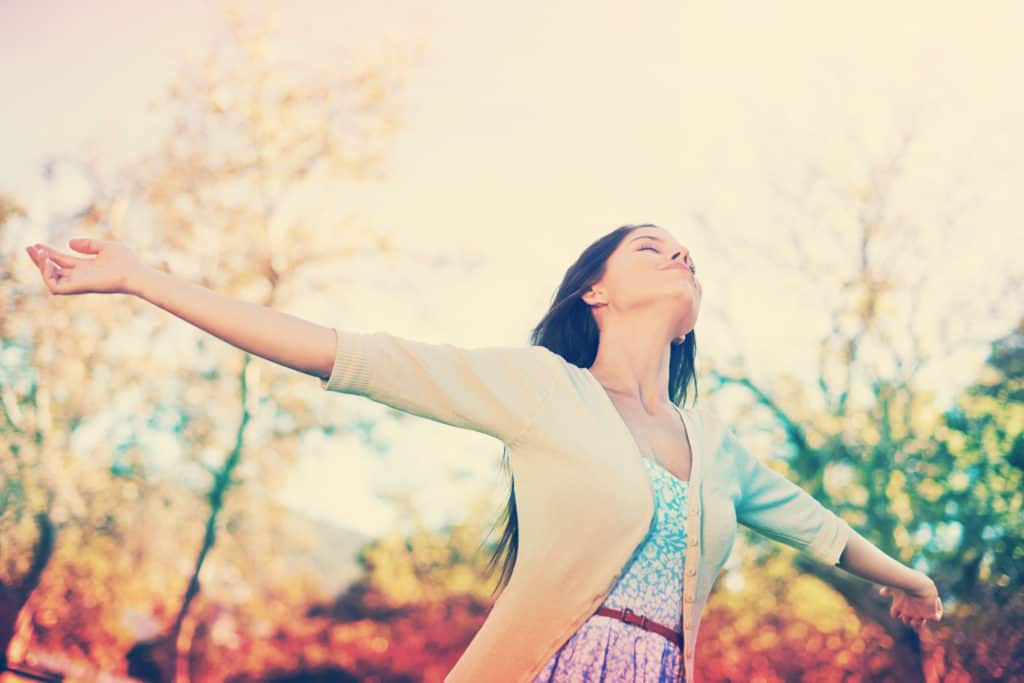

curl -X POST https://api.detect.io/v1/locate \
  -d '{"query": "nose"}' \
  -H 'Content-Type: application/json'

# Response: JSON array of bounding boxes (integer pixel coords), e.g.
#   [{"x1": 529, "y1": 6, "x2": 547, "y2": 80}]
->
[{"x1": 666, "y1": 249, "x2": 695, "y2": 275}]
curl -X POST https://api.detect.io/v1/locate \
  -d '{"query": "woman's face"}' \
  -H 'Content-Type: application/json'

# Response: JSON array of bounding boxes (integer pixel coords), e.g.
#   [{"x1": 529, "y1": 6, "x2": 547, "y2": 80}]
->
[{"x1": 586, "y1": 226, "x2": 702, "y2": 340}]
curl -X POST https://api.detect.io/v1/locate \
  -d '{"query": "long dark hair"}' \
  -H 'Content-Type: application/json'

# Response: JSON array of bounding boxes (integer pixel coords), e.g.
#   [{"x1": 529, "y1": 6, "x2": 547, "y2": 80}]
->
[{"x1": 481, "y1": 223, "x2": 699, "y2": 598}]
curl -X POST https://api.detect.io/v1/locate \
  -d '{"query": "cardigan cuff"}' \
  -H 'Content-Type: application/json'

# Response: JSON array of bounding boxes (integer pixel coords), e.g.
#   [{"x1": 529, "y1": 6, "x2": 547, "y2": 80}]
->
[
  {"x1": 320, "y1": 328, "x2": 373, "y2": 395},
  {"x1": 807, "y1": 510, "x2": 852, "y2": 566}
]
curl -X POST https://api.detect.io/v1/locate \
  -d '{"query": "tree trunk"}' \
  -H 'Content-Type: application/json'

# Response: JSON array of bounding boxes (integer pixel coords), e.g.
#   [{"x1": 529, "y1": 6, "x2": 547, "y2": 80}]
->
[
  {"x1": 0, "y1": 513, "x2": 55, "y2": 670},
  {"x1": 798, "y1": 558, "x2": 927, "y2": 683}
]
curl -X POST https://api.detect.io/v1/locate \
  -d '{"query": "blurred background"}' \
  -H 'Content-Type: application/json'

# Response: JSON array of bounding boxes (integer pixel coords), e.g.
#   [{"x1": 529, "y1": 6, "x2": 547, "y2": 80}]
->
[{"x1": 1, "y1": 0, "x2": 1022, "y2": 681}]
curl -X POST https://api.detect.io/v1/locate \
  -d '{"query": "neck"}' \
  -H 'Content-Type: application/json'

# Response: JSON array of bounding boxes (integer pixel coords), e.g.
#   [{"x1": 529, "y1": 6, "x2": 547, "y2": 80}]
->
[{"x1": 588, "y1": 323, "x2": 677, "y2": 415}]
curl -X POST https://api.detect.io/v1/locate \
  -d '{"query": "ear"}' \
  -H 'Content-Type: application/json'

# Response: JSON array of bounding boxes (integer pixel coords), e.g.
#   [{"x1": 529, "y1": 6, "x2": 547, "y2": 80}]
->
[{"x1": 581, "y1": 286, "x2": 606, "y2": 307}]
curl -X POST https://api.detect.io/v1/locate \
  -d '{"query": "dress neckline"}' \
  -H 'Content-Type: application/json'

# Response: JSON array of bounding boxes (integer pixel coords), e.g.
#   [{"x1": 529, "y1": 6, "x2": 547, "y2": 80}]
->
[
  {"x1": 581, "y1": 366, "x2": 695, "y2": 487},
  {"x1": 640, "y1": 453, "x2": 690, "y2": 485}
]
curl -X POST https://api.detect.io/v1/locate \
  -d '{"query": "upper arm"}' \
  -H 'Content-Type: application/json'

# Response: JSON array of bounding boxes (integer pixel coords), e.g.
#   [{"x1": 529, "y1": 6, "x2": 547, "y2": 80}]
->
[
  {"x1": 726, "y1": 427, "x2": 851, "y2": 566},
  {"x1": 320, "y1": 327, "x2": 555, "y2": 446}
]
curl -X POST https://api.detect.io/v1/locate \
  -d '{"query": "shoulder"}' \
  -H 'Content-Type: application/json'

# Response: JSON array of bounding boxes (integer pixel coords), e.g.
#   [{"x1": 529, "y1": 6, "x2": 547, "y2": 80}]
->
[
  {"x1": 494, "y1": 343, "x2": 574, "y2": 397},
  {"x1": 511, "y1": 346, "x2": 604, "y2": 409},
  {"x1": 514, "y1": 343, "x2": 567, "y2": 376},
  {"x1": 515, "y1": 344, "x2": 582, "y2": 378}
]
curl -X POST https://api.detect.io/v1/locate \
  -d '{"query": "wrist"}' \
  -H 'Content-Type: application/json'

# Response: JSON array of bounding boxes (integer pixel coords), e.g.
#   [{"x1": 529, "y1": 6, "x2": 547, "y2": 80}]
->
[
  {"x1": 903, "y1": 570, "x2": 935, "y2": 598},
  {"x1": 127, "y1": 264, "x2": 165, "y2": 300}
]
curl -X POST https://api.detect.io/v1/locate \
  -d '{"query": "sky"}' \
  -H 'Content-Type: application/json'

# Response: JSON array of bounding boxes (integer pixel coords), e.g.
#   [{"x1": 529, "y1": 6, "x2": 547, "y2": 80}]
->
[{"x1": 3, "y1": 0, "x2": 1023, "y2": 536}]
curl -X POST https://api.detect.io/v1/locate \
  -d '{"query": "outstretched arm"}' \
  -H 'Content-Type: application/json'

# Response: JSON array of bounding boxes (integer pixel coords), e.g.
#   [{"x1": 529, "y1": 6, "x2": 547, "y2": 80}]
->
[
  {"x1": 318, "y1": 327, "x2": 554, "y2": 445},
  {"x1": 26, "y1": 239, "x2": 556, "y2": 445},
  {"x1": 26, "y1": 239, "x2": 337, "y2": 380},
  {"x1": 837, "y1": 530, "x2": 943, "y2": 629},
  {"x1": 133, "y1": 265, "x2": 336, "y2": 381},
  {"x1": 725, "y1": 425, "x2": 942, "y2": 629},
  {"x1": 726, "y1": 426, "x2": 852, "y2": 567}
]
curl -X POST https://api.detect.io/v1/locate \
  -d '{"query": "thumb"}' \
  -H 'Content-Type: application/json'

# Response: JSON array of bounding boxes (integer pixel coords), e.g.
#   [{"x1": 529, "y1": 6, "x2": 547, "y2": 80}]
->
[{"x1": 69, "y1": 237, "x2": 102, "y2": 254}]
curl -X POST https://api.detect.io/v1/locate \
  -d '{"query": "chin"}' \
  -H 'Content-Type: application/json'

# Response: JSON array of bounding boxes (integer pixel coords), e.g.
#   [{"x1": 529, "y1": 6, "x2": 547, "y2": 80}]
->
[{"x1": 666, "y1": 286, "x2": 697, "y2": 307}]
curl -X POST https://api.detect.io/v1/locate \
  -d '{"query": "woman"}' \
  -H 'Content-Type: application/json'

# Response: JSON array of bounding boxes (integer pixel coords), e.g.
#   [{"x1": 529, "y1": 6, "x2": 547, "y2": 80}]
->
[{"x1": 24, "y1": 223, "x2": 942, "y2": 682}]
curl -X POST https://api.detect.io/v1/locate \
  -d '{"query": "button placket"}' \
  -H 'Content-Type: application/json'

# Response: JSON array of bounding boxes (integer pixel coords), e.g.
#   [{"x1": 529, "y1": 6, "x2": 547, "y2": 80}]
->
[{"x1": 676, "y1": 406, "x2": 700, "y2": 669}]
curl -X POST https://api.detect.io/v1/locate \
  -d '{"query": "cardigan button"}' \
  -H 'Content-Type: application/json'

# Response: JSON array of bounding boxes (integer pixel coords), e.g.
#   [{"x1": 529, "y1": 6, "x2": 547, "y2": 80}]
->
[
  {"x1": 686, "y1": 566, "x2": 696, "y2": 576},
  {"x1": 685, "y1": 648, "x2": 693, "y2": 658},
  {"x1": 684, "y1": 593, "x2": 694, "y2": 603}
]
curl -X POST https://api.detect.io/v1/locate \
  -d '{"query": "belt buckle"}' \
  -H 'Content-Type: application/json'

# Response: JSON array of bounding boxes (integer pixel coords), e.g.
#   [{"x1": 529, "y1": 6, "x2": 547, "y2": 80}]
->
[{"x1": 620, "y1": 607, "x2": 647, "y2": 629}]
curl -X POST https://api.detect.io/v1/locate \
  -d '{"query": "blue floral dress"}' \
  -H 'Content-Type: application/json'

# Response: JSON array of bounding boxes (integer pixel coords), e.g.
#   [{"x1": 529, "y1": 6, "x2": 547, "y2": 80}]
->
[{"x1": 532, "y1": 456, "x2": 690, "y2": 682}]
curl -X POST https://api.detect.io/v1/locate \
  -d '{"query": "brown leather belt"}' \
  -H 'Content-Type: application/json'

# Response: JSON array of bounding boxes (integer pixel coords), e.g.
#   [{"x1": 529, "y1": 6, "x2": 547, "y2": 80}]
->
[{"x1": 593, "y1": 606, "x2": 684, "y2": 650}]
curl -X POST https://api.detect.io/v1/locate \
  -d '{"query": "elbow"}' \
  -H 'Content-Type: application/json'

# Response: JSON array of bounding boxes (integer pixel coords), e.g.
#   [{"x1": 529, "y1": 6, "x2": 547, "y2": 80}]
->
[{"x1": 808, "y1": 513, "x2": 853, "y2": 567}]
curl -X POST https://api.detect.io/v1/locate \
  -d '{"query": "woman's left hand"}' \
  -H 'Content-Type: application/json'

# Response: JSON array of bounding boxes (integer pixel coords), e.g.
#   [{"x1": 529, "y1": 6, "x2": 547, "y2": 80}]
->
[{"x1": 879, "y1": 572, "x2": 943, "y2": 630}]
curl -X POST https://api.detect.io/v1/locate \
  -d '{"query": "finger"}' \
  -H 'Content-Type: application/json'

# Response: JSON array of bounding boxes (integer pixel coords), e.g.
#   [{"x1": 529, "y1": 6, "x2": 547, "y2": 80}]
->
[
  {"x1": 34, "y1": 244, "x2": 81, "y2": 268},
  {"x1": 42, "y1": 258, "x2": 58, "y2": 290},
  {"x1": 44, "y1": 258, "x2": 70, "y2": 294},
  {"x1": 27, "y1": 245, "x2": 52, "y2": 269},
  {"x1": 69, "y1": 237, "x2": 103, "y2": 254}
]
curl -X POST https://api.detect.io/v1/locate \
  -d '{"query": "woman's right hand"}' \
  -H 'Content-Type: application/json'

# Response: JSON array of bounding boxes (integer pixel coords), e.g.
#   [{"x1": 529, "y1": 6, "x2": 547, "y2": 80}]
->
[
  {"x1": 880, "y1": 575, "x2": 943, "y2": 630},
  {"x1": 24, "y1": 238, "x2": 146, "y2": 296}
]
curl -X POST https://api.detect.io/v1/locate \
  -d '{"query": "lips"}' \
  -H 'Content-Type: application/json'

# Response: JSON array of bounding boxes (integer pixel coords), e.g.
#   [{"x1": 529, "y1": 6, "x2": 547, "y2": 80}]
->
[
  {"x1": 661, "y1": 262, "x2": 697, "y2": 287},
  {"x1": 663, "y1": 263, "x2": 693, "y2": 279}
]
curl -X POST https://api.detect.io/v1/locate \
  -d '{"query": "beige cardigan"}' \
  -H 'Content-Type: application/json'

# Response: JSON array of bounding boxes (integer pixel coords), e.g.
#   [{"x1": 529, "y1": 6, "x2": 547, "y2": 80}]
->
[{"x1": 320, "y1": 329, "x2": 852, "y2": 683}]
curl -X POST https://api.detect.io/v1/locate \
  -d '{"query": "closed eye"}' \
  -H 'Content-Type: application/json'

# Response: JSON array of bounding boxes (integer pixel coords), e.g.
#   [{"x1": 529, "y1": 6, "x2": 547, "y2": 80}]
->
[{"x1": 639, "y1": 245, "x2": 696, "y2": 271}]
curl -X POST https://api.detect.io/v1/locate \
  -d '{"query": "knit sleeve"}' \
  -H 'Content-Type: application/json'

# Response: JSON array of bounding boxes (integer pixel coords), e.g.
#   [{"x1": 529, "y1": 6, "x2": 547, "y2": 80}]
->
[
  {"x1": 319, "y1": 328, "x2": 555, "y2": 447},
  {"x1": 726, "y1": 427, "x2": 851, "y2": 566}
]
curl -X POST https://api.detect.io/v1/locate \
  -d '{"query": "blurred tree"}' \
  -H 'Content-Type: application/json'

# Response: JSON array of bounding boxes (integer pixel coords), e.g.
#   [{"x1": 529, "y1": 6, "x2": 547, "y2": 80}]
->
[
  {"x1": 912, "y1": 319, "x2": 1024, "y2": 680},
  {"x1": 0, "y1": 193, "x2": 28, "y2": 227},
  {"x1": 2, "y1": 0, "x2": 418, "y2": 678},
  {"x1": 700, "y1": 103, "x2": 1024, "y2": 680},
  {"x1": 696, "y1": 319, "x2": 1023, "y2": 682},
  {"x1": 303, "y1": 490, "x2": 504, "y2": 683}
]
